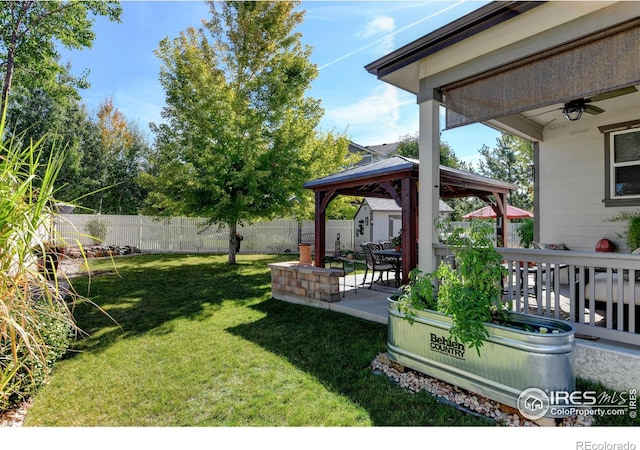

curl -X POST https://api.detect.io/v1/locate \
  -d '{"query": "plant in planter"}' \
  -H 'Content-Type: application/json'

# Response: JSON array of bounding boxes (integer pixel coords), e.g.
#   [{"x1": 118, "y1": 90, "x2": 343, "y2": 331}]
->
[
  {"x1": 391, "y1": 232, "x2": 402, "y2": 251},
  {"x1": 396, "y1": 220, "x2": 508, "y2": 354},
  {"x1": 388, "y1": 220, "x2": 575, "y2": 415},
  {"x1": 606, "y1": 210, "x2": 640, "y2": 251}
]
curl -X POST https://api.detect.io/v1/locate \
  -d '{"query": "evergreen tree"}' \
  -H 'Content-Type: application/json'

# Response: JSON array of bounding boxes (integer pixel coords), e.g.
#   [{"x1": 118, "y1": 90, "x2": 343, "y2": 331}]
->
[{"x1": 477, "y1": 134, "x2": 533, "y2": 211}]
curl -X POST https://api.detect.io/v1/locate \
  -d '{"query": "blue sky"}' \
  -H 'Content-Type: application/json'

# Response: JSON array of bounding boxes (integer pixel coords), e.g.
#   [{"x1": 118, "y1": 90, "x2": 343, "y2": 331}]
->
[{"x1": 60, "y1": 0, "x2": 501, "y2": 165}]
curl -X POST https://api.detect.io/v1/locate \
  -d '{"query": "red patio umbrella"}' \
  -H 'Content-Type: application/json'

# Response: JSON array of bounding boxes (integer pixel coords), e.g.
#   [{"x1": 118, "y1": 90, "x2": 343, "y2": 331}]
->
[{"x1": 463, "y1": 204, "x2": 533, "y2": 220}]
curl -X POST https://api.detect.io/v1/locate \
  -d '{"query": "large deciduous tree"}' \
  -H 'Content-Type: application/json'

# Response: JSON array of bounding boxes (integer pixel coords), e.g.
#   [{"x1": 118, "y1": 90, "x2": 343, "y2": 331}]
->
[
  {"x1": 396, "y1": 131, "x2": 472, "y2": 170},
  {"x1": 7, "y1": 91, "x2": 150, "y2": 214},
  {"x1": 0, "y1": 1, "x2": 122, "y2": 118},
  {"x1": 146, "y1": 1, "x2": 344, "y2": 264},
  {"x1": 395, "y1": 132, "x2": 473, "y2": 220},
  {"x1": 6, "y1": 82, "x2": 85, "y2": 197},
  {"x1": 73, "y1": 98, "x2": 149, "y2": 215}
]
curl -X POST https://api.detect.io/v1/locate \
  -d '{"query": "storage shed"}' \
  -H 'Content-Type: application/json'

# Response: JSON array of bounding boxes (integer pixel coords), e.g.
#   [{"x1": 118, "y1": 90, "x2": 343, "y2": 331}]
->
[{"x1": 354, "y1": 197, "x2": 453, "y2": 250}]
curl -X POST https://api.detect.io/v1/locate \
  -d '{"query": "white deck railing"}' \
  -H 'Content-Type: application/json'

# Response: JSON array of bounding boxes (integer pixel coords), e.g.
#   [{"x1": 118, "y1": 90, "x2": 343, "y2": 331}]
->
[{"x1": 435, "y1": 245, "x2": 640, "y2": 346}]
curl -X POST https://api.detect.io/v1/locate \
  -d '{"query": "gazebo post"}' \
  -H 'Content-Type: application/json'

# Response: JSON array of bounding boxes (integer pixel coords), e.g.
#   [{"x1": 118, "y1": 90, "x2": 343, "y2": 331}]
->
[
  {"x1": 314, "y1": 191, "x2": 327, "y2": 267},
  {"x1": 313, "y1": 189, "x2": 338, "y2": 267}
]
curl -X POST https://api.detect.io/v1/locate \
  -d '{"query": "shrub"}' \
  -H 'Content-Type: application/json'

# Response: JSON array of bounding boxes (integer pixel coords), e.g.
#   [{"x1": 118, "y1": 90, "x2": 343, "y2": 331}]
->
[
  {"x1": 516, "y1": 217, "x2": 534, "y2": 248},
  {"x1": 84, "y1": 216, "x2": 109, "y2": 245},
  {"x1": 0, "y1": 117, "x2": 77, "y2": 411},
  {"x1": 0, "y1": 299, "x2": 73, "y2": 410}
]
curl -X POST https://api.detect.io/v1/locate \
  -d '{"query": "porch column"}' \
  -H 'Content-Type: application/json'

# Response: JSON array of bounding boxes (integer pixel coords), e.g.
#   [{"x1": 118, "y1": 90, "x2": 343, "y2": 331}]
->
[{"x1": 418, "y1": 93, "x2": 442, "y2": 273}]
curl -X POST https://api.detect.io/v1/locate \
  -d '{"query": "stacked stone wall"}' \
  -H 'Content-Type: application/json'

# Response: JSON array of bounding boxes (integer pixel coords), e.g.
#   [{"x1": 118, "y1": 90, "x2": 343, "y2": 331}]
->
[{"x1": 269, "y1": 261, "x2": 343, "y2": 303}]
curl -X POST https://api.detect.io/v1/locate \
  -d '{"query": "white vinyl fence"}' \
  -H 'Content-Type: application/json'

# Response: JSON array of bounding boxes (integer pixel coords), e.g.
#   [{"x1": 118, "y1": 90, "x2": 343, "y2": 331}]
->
[
  {"x1": 54, "y1": 214, "x2": 355, "y2": 255},
  {"x1": 448, "y1": 221, "x2": 522, "y2": 248},
  {"x1": 54, "y1": 215, "x2": 523, "y2": 255}
]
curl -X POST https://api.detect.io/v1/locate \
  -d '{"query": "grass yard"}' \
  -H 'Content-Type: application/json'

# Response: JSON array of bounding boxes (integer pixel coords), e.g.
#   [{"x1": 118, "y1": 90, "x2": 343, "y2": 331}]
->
[
  {"x1": 24, "y1": 253, "x2": 490, "y2": 427},
  {"x1": 23, "y1": 253, "x2": 639, "y2": 428}
]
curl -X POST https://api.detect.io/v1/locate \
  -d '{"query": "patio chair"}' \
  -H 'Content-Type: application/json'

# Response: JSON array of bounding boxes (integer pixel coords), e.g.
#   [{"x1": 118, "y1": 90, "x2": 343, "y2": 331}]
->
[{"x1": 360, "y1": 242, "x2": 394, "y2": 289}]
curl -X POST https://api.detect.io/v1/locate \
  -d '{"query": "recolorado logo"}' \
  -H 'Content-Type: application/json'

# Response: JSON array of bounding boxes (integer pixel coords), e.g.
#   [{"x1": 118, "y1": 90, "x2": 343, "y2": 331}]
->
[{"x1": 430, "y1": 333, "x2": 466, "y2": 360}]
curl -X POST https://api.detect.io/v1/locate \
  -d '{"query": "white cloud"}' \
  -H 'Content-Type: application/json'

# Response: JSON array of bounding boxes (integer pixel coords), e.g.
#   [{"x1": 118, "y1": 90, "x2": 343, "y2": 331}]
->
[
  {"x1": 323, "y1": 84, "x2": 418, "y2": 145},
  {"x1": 357, "y1": 15, "x2": 396, "y2": 55},
  {"x1": 357, "y1": 15, "x2": 395, "y2": 39},
  {"x1": 326, "y1": 84, "x2": 402, "y2": 124}
]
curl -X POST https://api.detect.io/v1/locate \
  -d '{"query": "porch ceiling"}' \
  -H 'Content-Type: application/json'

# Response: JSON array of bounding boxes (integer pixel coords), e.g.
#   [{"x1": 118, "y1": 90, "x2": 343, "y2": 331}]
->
[
  {"x1": 365, "y1": 2, "x2": 640, "y2": 142},
  {"x1": 506, "y1": 84, "x2": 640, "y2": 128}
]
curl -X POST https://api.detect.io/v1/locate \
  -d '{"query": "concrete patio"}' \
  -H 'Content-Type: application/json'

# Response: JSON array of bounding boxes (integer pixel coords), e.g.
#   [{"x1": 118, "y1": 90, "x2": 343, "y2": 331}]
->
[
  {"x1": 273, "y1": 270, "x2": 393, "y2": 325},
  {"x1": 271, "y1": 267, "x2": 639, "y2": 393}
]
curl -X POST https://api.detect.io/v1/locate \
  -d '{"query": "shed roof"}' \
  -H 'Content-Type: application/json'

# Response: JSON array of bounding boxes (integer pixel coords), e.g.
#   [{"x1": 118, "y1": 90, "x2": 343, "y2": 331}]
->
[
  {"x1": 364, "y1": 197, "x2": 401, "y2": 212},
  {"x1": 363, "y1": 197, "x2": 453, "y2": 213}
]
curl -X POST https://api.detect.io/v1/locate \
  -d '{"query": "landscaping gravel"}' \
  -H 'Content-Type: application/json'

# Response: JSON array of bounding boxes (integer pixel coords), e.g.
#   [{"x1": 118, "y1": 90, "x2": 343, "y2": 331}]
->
[{"x1": 371, "y1": 353, "x2": 594, "y2": 427}]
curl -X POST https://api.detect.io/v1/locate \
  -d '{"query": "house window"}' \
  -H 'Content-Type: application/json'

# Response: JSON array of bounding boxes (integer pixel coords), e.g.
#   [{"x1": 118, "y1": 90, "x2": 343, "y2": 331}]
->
[{"x1": 601, "y1": 120, "x2": 640, "y2": 207}]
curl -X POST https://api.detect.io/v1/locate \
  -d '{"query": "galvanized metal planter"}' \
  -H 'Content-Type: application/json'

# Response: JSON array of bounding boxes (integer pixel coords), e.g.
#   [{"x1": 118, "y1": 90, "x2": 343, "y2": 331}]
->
[{"x1": 387, "y1": 299, "x2": 576, "y2": 415}]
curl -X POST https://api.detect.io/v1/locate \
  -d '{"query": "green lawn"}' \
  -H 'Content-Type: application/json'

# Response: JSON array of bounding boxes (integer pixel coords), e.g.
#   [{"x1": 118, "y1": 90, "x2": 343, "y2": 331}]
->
[
  {"x1": 23, "y1": 253, "x2": 639, "y2": 427},
  {"x1": 24, "y1": 253, "x2": 489, "y2": 426}
]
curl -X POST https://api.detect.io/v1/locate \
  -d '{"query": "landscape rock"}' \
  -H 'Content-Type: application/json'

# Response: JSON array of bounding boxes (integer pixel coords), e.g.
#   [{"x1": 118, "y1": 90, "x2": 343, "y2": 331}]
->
[{"x1": 371, "y1": 353, "x2": 594, "y2": 427}]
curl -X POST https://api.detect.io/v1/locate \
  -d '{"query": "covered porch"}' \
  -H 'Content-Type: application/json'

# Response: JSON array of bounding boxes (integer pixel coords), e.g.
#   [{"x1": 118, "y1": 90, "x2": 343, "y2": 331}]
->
[{"x1": 364, "y1": 2, "x2": 640, "y2": 351}]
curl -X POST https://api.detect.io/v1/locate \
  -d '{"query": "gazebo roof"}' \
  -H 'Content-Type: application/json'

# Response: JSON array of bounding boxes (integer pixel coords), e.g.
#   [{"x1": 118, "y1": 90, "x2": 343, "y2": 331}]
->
[
  {"x1": 439, "y1": 165, "x2": 518, "y2": 199},
  {"x1": 304, "y1": 155, "x2": 518, "y2": 283},
  {"x1": 304, "y1": 155, "x2": 417, "y2": 198},
  {"x1": 303, "y1": 155, "x2": 517, "y2": 200}
]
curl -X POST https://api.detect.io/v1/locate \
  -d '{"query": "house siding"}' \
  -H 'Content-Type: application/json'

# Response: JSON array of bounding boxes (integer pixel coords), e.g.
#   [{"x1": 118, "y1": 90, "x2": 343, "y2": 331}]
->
[
  {"x1": 354, "y1": 202, "x2": 372, "y2": 250},
  {"x1": 539, "y1": 108, "x2": 636, "y2": 252},
  {"x1": 372, "y1": 210, "x2": 400, "y2": 243}
]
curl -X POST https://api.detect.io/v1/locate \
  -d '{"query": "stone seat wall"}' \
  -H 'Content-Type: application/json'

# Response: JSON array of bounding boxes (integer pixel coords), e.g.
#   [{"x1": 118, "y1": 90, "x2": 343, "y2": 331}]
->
[{"x1": 269, "y1": 261, "x2": 343, "y2": 303}]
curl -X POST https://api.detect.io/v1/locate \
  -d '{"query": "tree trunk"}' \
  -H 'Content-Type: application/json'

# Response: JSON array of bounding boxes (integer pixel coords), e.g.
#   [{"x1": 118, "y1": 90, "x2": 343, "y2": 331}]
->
[
  {"x1": 228, "y1": 222, "x2": 237, "y2": 265},
  {"x1": 1, "y1": 37, "x2": 17, "y2": 120},
  {"x1": 1, "y1": 2, "x2": 32, "y2": 119}
]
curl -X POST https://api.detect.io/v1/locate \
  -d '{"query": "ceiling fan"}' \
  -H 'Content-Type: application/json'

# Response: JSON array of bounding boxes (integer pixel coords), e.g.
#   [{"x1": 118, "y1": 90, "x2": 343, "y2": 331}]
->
[{"x1": 529, "y1": 85, "x2": 638, "y2": 121}]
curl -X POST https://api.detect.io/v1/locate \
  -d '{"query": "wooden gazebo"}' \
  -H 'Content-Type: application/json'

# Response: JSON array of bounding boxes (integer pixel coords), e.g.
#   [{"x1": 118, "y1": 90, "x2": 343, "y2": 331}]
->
[{"x1": 303, "y1": 155, "x2": 518, "y2": 285}]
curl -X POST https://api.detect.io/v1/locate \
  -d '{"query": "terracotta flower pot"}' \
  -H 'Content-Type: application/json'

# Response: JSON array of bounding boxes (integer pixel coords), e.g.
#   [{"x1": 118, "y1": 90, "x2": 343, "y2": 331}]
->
[{"x1": 298, "y1": 243, "x2": 312, "y2": 265}]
